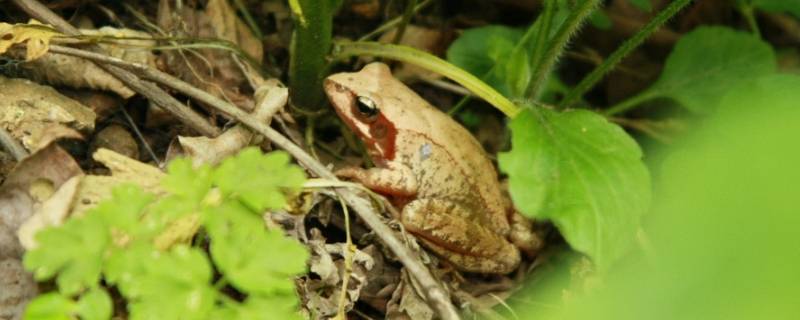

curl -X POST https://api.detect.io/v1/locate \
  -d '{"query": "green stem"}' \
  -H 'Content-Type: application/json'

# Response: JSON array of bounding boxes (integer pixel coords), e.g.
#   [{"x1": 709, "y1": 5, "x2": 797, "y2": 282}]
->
[
  {"x1": 391, "y1": 0, "x2": 417, "y2": 44},
  {"x1": 561, "y1": 0, "x2": 692, "y2": 108},
  {"x1": 333, "y1": 41, "x2": 520, "y2": 117},
  {"x1": 604, "y1": 90, "x2": 656, "y2": 116},
  {"x1": 739, "y1": 4, "x2": 762, "y2": 38},
  {"x1": 358, "y1": 0, "x2": 434, "y2": 41},
  {"x1": 525, "y1": 0, "x2": 600, "y2": 100},
  {"x1": 289, "y1": 0, "x2": 333, "y2": 109},
  {"x1": 529, "y1": 0, "x2": 556, "y2": 76}
]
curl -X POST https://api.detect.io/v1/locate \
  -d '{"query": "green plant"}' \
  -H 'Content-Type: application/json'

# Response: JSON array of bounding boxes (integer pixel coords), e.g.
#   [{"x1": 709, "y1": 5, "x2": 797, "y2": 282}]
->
[{"x1": 23, "y1": 148, "x2": 309, "y2": 320}]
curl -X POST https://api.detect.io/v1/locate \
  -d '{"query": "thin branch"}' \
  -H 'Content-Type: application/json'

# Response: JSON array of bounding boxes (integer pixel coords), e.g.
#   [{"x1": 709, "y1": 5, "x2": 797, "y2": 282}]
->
[
  {"x1": 44, "y1": 44, "x2": 461, "y2": 320},
  {"x1": 12, "y1": 0, "x2": 220, "y2": 138}
]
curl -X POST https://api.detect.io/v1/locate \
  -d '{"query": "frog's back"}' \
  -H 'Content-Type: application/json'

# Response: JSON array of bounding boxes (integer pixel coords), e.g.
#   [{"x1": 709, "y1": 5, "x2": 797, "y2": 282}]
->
[{"x1": 381, "y1": 76, "x2": 511, "y2": 234}]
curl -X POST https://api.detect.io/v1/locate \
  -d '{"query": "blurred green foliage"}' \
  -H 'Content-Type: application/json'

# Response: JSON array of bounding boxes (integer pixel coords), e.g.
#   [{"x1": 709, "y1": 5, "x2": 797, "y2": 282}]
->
[
  {"x1": 519, "y1": 74, "x2": 800, "y2": 319},
  {"x1": 24, "y1": 148, "x2": 308, "y2": 320}
]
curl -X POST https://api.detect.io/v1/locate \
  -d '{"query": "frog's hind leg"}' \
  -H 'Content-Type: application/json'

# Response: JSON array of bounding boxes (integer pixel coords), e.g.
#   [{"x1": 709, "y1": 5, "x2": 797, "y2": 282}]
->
[{"x1": 401, "y1": 199, "x2": 520, "y2": 274}]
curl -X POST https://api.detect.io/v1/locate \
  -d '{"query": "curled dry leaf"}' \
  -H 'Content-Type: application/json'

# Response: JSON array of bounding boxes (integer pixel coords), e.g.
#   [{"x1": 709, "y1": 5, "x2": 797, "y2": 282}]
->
[
  {"x1": 170, "y1": 80, "x2": 287, "y2": 165},
  {"x1": 72, "y1": 148, "x2": 165, "y2": 216},
  {"x1": 0, "y1": 20, "x2": 60, "y2": 61},
  {"x1": 19, "y1": 27, "x2": 157, "y2": 98},
  {"x1": 17, "y1": 176, "x2": 81, "y2": 250},
  {"x1": 0, "y1": 143, "x2": 82, "y2": 258},
  {"x1": 386, "y1": 270, "x2": 437, "y2": 320},
  {"x1": 301, "y1": 229, "x2": 374, "y2": 318},
  {"x1": 157, "y1": 0, "x2": 263, "y2": 111},
  {"x1": 0, "y1": 76, "x2": 95, "y2": 152}
]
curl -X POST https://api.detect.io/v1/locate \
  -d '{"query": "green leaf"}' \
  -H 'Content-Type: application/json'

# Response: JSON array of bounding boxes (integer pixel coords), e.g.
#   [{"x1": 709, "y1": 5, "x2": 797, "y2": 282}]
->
[
  {"x1": 750, "y1": 0, "x2": 800, "y2": 18},
  {"x1": 630, "y1": 26, "x2": 776, "y2": 113},
  {"x1": 23, "y1": 293, "x2": 76, "y2": 320},
  {"x1": 214, "y1": 148, "x2": 306, "y2": 212},
  {"x1": 528, "y1": 74, "x2": 800, "y2": 320},
  {"x1": 76, "y1": 287, "x2": 112, "y2": 320},
  {"x1": 205, "y1": 202, "x2": 309, "y2": 295},
  {"x1": 24, "y1": 213, "x2": 108, "y2": 295},
  {"x1": 498, "y1": 107, "x2": 651, "y2": 270},
  {"x1": 162, "y1": 158, "x2": 214, "y2": 204},
  {"x1": 446, "y1": 25, "x2": 525, "y2": 98},
  {"x1": 127, "y1": 246, "x2": 217, "y2": 320}
]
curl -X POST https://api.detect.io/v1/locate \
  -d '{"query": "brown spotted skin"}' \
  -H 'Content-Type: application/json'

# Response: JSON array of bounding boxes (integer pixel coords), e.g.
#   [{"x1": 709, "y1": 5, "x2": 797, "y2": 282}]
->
[{"x1": 325, "y1": 63, "x2": 524, "y2": 274}]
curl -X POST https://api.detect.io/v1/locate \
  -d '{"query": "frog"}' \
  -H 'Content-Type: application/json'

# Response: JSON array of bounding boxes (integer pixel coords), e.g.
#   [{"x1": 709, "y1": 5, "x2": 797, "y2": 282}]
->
[{"x1": 324, "y1": 62, "x2": 541, "y2": 274}]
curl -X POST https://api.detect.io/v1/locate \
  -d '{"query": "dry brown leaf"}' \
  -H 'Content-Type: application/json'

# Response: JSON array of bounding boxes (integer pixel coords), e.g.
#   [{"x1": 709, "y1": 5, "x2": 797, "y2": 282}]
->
[
  {"x1": 19, "y1": 27, "x2": 157, "y2": 98},
  {"x1": 71, "y1": 148, "x2": 165, "y2": 216},
  {"x1": 17, "y1": 176, "x2": 81, "y2": 250},
  {"x1": 0, "y1": 20, "x2": 61, "y2": 61},
  {"x1": 0, "y1": 76, "x2": 95, "y2": 152},
  {"x1": 206, "y1": 0, "x2": 263, "y2": 62},
  {"x1": 0, "y1": 143, "x2": 82, "y2": 260},
  {"x1": 301, "y1": 229, "x2": 374, "y2": 318}
]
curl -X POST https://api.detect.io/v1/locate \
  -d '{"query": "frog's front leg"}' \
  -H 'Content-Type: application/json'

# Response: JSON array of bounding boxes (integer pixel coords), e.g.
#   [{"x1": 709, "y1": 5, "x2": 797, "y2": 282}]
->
[
  {"x1": 335, "y1": 162, "x2": 418, "y2": 197},
  {"x1": 401, "y1": 199, "x2": 520, "y2": 274}
]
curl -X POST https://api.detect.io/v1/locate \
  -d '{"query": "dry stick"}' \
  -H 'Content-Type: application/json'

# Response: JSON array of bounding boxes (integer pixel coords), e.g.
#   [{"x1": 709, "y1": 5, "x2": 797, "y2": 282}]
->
[
  {"x1": 46, "y1": 45, "x2": 461, "y2": 320},
  {"x1": 12, "y1": 0, "x2": 220, "y2": 138}
]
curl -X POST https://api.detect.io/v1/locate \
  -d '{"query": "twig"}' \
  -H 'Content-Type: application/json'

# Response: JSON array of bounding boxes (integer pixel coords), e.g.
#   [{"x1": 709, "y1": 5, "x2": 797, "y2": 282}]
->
[
  {"x1": 0, "y1": 126, "x2": 28, "y2": 161},
  {"x1": 12, "y1": 0, "x2": 221, "y2": 138},
  {"x1": 45, "y1": 39, "x2": 462, "y2": 320}
]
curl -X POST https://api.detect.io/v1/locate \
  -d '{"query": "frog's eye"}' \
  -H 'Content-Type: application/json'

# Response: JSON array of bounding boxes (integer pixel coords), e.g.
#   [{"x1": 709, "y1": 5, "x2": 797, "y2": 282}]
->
[{"x1": 355, "y1": 96, "x2": 379, "y2": 119}]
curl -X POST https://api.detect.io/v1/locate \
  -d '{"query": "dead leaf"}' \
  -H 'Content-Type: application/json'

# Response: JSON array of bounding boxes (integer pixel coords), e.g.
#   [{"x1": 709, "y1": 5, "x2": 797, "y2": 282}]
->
[
  {"x1": 0, "y1": 20, "x2": 61, "y2": 61},
  {"x1": 71, "y1": 148, "x2": 165, "y2": 216},
  {"x1": 17, "y1": 176, "x2": 81, "y2": 250},
  {"x1": 0, "y1": 76, "x2": 95, "y2": 152},
  {"x1": 206, "y1": 0, "x2": 263, "y2": 62},
  {"x1": 18, "y1": 27, "x2": 157, "y2": 98},
  {"x1": 0, "y1": 143, "x2": 82, "y2": 259},
  {"x1": 301, "y1": 229, "x2": 374, "y2": 318}
]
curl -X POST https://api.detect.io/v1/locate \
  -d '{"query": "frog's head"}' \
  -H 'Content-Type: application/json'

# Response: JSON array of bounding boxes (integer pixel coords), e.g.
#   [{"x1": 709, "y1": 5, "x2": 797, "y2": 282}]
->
[{"x1": 324, "y1": 63, "x2": 398, "y2": 162}]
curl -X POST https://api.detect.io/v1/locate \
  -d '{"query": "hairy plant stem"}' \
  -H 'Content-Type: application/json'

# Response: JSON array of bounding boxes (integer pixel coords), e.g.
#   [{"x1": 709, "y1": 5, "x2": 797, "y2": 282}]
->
[
  {"x1": 561, "y1": 0, "x2": 692, "y2": 108},
  {"x1": 529, "y1": 0, "x2": 557, "y2": 77},
  {"x1": 525, "y1": 0, "x2": 600, "y2": 100},
  {"x1": 288, "y1": 0, "x2": 333, "y2": 109},
  {"x1": 333, "y1": 41, "x2": 520, "y2": 117}
]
